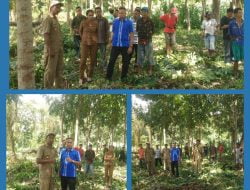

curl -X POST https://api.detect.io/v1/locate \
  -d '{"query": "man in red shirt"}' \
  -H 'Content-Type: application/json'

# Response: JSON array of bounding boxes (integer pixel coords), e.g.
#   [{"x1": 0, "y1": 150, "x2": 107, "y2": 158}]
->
[
  {"x1": 138, "y1": 144, "x2": 145, "y2": 169},
  {"x1": 160, "y1": 7, "x2": 178, "y2": 55}
]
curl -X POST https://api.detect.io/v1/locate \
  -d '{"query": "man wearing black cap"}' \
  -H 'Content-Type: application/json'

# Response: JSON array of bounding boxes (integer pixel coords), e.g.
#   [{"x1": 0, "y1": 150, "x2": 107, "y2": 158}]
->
[{"x1": 36, "y1": 133, "x2": 57, "y2": 190}]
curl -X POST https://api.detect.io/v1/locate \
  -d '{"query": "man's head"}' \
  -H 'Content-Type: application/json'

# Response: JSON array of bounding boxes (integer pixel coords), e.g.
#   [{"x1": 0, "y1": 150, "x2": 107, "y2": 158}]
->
[
  {"x1": 206, "y1": 12, "x2": 212, "y2": 20},
  {"x1": 114, "y1": 8, "x2": 119, "y2": 17},
  {"x1": 46, "y1": 133, "x2": 55, "y2": 146},
  {"x1": 146, "y1": 143, "x2": 150, "y2": 148},
  {"x1": 109, "y1": 145, "x2": 114, "y2": 151},
  {"x1": 86, "y1": 9, "x2": 94, "y2": 19},
  {"x1": 227, "y1": 8, "x2": 234, "y2": 18},
  {"x1": 141, "y1": 7, "x2": 149, "y2": 18},
  {"x1": 139, "y1": 144, "x2": 142, "y2": 148},
  {"x1": 79, "y1": 143, "x2": 83, "y2": 148},
  {"x1": 109, "y1": 8, "x2": 114, "y2": 15},
  {"x1": 103, "y1": 144, "x2": 107, "y2": 148},
  {"x1": 50, "y1": 0, "x2": 63, "y2": 15},
  {"x1": 66, "y1": 137, "x2": 73, "y2": 149},
  {"x1": 95, "y1": 7, "x2": 102, "y2": 18},
  {"x1": 156, "y1": 145, "x2": 159, "y2": 149},
  {"x1": 165, "y1": 144, "x2": 168, "y2": 148},
  {"x1": 171, "y1": 7, "x2": 177, "y2": 16},
  {"x1": 118, "y1": 6, "x2": 127, "y2": 20},
  {"x1": 76, "y1": 6, "x2": 82, "y2": 16},
  {"x1": 133, "y1": 7, "x2": 141, "y2": 19},
  {"x1": 196, "y1": 139, "x2": 201, "y2": 145},
  {"x1": 234, "y1": 8, "x2": 243, "y2": 19}
]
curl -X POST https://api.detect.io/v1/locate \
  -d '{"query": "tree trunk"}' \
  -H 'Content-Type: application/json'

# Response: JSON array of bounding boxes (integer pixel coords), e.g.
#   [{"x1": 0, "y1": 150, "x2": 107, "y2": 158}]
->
[
  {"x1": 67, "y1": 0, "x2": 72, "y2": 26},
  {"x1": 146, "y1": 125, "x2": 152, "y2": 144},
  {"x1": 212, "y1": 0, "x2": 220, "y2": 23},
  {"x1": 89, "y1": 0, "x2": 94, "y2": 9},
  {"x1": 147, "y1": 0, "x2": 152, "y2": 15},
  {"x1": 185, "y1": 0, "x2": 191, "y2": 31},
  {"x1": 16, "y1": 0, "x2": 35, "y2": 89},
  {"x1": 201, "y1": 0, "x2": 207, "y2": 21}
]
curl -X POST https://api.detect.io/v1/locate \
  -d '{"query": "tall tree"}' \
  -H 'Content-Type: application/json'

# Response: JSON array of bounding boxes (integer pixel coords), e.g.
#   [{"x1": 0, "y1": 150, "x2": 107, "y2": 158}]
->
[
  {"x1": 212, "y1": 0, "x2": 221, "y2": 23},
  {"x1": 16, "y1": 0, "x2": 35, "y2": 89},
  {"x1": 185, "y1": 0, "x2": 191, "y2": 31}
]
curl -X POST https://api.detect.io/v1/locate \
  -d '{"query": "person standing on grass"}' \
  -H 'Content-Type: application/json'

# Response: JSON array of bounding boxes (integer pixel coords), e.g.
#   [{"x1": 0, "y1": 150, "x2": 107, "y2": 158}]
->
[
  {"x1": 42, "y1": 0, "x2": 64, "y2": 89},
  {"x1": 145, "y1": 143, "x2": 156, "y2": 176},
  {"x1": 106, "y1": 6, "x2": 134, "y2": 82},
  {"x1": 192, "y1": 139, "x2": 203, "y2": 174},
  {"x1": 102, "y1": 144, "x2": 109, "y2": 163},
  {"x1": 136, "y1": 7, "x2": 155, "y2": 75},
  {"x1": 228, "y1": 8, "x2": 244, "y2": 75},
  {"x1": 170, "y1": 143, "x2": 180, "y2": 177},
  {"x1": 130, "y1": 7, "x2": 141, "y2": 73},
  {"x1": 59, "y1": 137, "x2": 81, "y2": 190},
  {"x1": 138, "y1": 144, "x2": 145, "y2": 169},
  {"x1": 155, "y1": 145, "x2": 162, "y2": 167},
  {"x1": 95, "y1": 7, "x2": 109, "y2": 72},
  {"x1": 220, "y1": 8, "x2": 234, "y2": 63},
  {"x1": 218, "y1": 143, "x2": 224, "y2": 161},
  {"x1": 160, "y1": 7, "x2": 178, "y2": 55},
  {"x1": 71, "y1": 6, "x2": 86, "y2": 60},
  {"x1": 162, "y1": 144, "x2": 171, "y2": 172},
  {"x1": 201, "y1": 12, "x2": 218, "y2": 56},
  {"x1": 74, "y1": 143, "x2": 84, "y2": 171},
  {"x1": 79, "y1": 9, "x2": 99, "y2": 85},
  {"x1": 84, "y1": 144, "x2": 96, "y2": 175},
  {"x1": 37, "y1": 133, "x2": 57, "y2": 190},
  {"x1": 104, "y1": 145, "x2": 116, "y2": 187}
]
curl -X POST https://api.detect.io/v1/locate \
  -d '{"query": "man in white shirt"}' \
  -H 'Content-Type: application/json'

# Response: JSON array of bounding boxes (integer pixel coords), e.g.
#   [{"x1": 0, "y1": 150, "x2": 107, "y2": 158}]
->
[{"x1": 201, "y1": 12, "x2": 218, "y2": 56}]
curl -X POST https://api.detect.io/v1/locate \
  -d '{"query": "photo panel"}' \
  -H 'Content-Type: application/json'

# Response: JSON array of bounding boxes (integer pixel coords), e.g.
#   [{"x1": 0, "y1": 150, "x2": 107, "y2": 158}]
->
[
  {"x1": 6, "y1": 94, "x2": 127, "y2": 190},
  {"x1": 132, "y1": 94, "x2": 244, "y2": 190}
]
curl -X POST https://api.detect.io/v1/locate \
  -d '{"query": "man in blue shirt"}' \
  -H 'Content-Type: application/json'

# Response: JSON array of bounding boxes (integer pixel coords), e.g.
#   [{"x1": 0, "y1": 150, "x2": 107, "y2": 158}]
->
[
  {"x1": 106, "y1": 6, "x2": 134, "y2": 82},
  {"x1": 170, "y1": 142, "x2": 180, "y2": 177},
  {"x1": 60, "y1": 137, "x2": 81, "y2": 190},
  {"x1": 228, "y1": 8, "x2": 244, "y2": 74}
]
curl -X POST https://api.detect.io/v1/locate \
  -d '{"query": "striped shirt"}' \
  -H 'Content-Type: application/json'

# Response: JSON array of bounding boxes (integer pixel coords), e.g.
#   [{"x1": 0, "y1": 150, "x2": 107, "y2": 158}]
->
[
  {"x1": 112, "y1": 18, "x2": 133, "y2": 47},
  {"x1": 131, "y1": 17, "x2": 140, "y2": 44},
  {"x1": 60, "y1": 148, "x2": 81, "y2": 177}
]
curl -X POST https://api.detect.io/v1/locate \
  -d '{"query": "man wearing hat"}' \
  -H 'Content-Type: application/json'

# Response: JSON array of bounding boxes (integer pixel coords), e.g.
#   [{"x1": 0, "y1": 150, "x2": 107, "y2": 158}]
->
[
  {"x1": 36, "y1": 133, "x2": 57, "y2": 190},
  {"x1": 144, "y1": 142, "x2": 156, "y2": 175},
  {"x1": 160, "y1": 7, "x2": 178, "y2": 55},
  {"x1": 192, "y1": 139, "x2": 203, "y2": 173},
  {"x1": 42, "y1": 0, "x2": 64, "y2": 89}
]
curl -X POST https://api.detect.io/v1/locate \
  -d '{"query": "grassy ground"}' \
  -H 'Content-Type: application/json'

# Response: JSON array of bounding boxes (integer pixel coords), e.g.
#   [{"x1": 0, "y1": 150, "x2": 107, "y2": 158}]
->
[
  {"x1": 7, "y1": 158, "x2": 126, "y2": 190},
  {"x1": 132, "y1": 156, "x2": 243, "y2": 190}
]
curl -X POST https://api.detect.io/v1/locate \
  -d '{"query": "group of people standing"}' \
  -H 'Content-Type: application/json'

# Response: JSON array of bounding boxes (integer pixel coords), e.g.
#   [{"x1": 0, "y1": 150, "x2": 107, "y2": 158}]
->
[
  {"x1": 202, "y1": 7, "x2": 244, "y2": 74},
  {"x1": 137, "y1": 139, "x2": 243, "y2": 177},
  {"x1": 42, "y1": 0, "x2": 155, "y2": 88},
  {"x1": 36, "y1": 133, "x2": 122, "y2": 190}
]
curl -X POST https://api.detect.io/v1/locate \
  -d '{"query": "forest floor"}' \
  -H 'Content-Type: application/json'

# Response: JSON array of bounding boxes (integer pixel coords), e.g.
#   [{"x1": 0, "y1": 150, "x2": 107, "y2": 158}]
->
[
  {"x1": 132, "y1": 156, "x2": 243, "y2": 190},
  {"x1": 9, "y1": 28, "x2": 243, "y2": 89},
  {"x1": 7, "y1": 157, "x2": 126, "y2": 190}
]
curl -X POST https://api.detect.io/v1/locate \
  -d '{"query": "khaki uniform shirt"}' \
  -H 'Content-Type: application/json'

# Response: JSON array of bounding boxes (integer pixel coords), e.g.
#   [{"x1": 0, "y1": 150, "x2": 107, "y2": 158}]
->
[
  {"x1": 162, "y1": 147, "x2": 170, "y2": 160},
  {"x1": 37, "y1": 144, "x2": 57, "y2": 179},
  {"x1": 193, "y1": 144, "x2": 203, "y2": 161},
  {"x1": 42, "y1": 14, "x2": 63, "y2": 53},
  {"x1": 145, "y1": 147, "x2": 155, "y2": 162},
  {"x1": 80, "y1": 18, "x2": 99, "y2": 45}
]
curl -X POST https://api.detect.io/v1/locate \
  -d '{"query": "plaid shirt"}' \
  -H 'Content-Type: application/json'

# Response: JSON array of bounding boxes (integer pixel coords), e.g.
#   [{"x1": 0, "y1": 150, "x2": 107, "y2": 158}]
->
[{"x1": 136, "y1": 17, "x2": 154, "y2": 43}]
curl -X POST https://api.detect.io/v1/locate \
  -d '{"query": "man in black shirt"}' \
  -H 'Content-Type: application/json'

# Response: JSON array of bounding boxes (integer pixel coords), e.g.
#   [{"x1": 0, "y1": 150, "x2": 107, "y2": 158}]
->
[
  {"x1": 71, "y1": 7, "x2": 86, "y2": 60},
  {"x1": 220, "y1": 8, "x2": 234, "y2": 63}
]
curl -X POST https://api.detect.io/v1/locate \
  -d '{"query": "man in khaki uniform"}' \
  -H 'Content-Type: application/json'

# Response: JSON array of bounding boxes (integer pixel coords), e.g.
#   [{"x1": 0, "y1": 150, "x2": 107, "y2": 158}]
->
[
  {"x1": 192, "y1": 139, "x2": 203, "y2": 173},
  {"x1": 144, "y1": 143, "x2": 155, "y2": 175},
  {"x1": 43, "y1": 0, "x2": 64, "y2": 89},
  {"x1": 162, "y1": 144, "x2": 171, "y2": 171},
  {"x1": 37, "y1": 133, "x2": 57, "y2": 190}
]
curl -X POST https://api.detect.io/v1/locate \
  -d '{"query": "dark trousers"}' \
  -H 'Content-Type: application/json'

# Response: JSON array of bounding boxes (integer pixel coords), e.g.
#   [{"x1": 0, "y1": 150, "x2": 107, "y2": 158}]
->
[
  {"x1": 106, "y1": 46, "x2": 130, "y2": 80},
  {"x1": 139, "y1": 158, "x2": 145, "y2": 169},
  {"x1": 130, "y1": 44, "x2": 138, "y2": 65},
  {"x1": 171, "y1": 161, "x2": 179, "y2": 177},
  {"x1": 74, "y1": 35, "x2": 81, "y2": 58},
  {"x1": 61, "y1": 176, "x2": 76, "y2": 190},
  {"x1": 155, "y1": 158, "x2": 162, "y2": 167}
]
